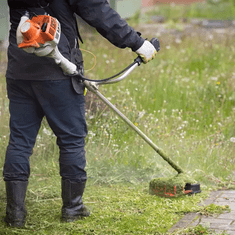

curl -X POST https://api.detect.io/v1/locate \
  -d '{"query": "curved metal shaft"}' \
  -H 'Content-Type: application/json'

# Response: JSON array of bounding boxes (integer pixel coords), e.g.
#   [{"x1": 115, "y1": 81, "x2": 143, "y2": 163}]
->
[{"x1": 93, "y1": 63, "x2": 139, "y2": 85}]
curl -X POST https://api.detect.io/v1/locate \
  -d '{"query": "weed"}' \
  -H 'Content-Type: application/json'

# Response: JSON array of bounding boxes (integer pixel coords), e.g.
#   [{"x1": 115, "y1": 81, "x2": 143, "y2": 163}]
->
[{"x1": 200, "y1": 203, "x2": 231, "y2": 216}]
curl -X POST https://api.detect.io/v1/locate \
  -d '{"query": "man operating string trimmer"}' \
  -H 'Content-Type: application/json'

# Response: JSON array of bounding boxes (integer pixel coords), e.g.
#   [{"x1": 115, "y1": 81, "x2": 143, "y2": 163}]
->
[{"x1": 4, "y1": 0, "x2": 157, "y2": 227}]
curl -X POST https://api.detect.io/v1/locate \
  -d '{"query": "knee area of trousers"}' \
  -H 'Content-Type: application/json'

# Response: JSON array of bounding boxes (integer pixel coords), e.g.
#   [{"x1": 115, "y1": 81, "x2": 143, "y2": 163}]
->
[{"x1": 3, "y1": 162, "x2": 30, "y2": 181}]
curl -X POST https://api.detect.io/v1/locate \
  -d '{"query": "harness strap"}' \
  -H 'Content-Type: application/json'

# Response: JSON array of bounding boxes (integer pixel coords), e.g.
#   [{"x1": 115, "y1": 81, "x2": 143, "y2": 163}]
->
[{"x1": 73, "y1": 14, "x2": 83, "y2": 45}]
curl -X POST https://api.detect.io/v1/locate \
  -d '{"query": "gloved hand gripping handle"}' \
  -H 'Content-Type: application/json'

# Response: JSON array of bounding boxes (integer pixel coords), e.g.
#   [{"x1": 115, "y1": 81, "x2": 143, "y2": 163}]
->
[
  {"x1": 135, "y1": 38, "x2": 160, "y2": 65},
  {"x1": 78, "y1": 38, "x2": 161, "y2": 83}
]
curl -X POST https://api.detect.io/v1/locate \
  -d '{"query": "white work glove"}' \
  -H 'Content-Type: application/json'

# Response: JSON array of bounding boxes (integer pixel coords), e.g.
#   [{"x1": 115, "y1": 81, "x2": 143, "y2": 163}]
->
[{"x1": 135, "y1": 40, "x2": 157, "y2": 64}]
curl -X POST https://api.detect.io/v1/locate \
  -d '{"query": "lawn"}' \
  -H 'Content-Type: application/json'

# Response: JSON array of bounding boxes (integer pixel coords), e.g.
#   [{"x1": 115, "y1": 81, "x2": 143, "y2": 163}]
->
[{"x1": 0, "y1": 2, "x2": 235, "y2": 234}]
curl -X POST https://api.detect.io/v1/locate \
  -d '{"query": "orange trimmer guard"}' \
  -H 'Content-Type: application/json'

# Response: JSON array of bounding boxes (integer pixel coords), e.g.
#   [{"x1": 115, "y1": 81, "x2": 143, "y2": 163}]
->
[{"x1": 149, "y1": 183, "x2": 201, "y2": 197}]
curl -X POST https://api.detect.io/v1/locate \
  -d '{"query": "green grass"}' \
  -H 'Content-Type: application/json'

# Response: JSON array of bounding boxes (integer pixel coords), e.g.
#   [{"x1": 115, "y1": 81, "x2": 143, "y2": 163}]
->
[
  {"x1": 0, "y1": 17, "x2": 235, "y2": 233},
  {"x1": 140, "y1": 1, "x2": 235, "y2": 23},
  {"x1": 0, "y1": 178, "x2": 208, "y2": 235}
]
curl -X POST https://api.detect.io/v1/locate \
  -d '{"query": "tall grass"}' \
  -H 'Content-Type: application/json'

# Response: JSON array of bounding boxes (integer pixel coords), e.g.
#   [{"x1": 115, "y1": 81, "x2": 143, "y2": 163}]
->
[{"x1": 80, "y1": 33, "x2": 235, "y2": 188}]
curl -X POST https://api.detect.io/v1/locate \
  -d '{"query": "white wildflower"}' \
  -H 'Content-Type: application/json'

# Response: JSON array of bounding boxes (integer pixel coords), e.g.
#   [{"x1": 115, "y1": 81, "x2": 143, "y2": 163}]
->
[
  {"x1": 43, "y1": 127, "x2": 51, "y2": 136},
  {"x1": 210, "y1": 77, "x2": 218, "y2": 81},
  {"x1": 230, "y1": 137, "x2": 235, "y2": 143},
  {"x1": 175, "y1": 38, "x2": 182, "y2": 44}
]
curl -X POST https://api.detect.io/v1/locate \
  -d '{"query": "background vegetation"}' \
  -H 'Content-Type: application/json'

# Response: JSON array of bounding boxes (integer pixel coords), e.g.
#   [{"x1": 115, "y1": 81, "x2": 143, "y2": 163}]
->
[
  {"x1": 142, "y1": 0, "x2": 235, "y2": 23},
  {"x1": 0, "y1": 1, "x2": 234, "y2": 234}
]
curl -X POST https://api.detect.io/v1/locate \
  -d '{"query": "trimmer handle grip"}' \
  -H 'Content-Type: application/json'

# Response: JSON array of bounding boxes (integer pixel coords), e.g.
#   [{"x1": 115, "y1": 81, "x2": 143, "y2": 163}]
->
[
  {"x1": 135, "y1": 37, "x2": 160, "y2": 65},
  {"x1": 150, "y1": 38, "x2": 160, "y2": 52}
]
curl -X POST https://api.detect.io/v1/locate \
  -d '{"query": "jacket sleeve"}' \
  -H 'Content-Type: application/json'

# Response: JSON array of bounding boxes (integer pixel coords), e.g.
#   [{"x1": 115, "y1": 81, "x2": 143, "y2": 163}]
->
[{"x1": 68, "y1": 0, "x2": 144, "y2": 51}]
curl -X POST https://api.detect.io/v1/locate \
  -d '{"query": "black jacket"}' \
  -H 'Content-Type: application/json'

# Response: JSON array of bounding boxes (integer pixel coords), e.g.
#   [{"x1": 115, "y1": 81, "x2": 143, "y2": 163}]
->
[{"x1": 6, "y1": 0, "x2": 144, "y2": 80}]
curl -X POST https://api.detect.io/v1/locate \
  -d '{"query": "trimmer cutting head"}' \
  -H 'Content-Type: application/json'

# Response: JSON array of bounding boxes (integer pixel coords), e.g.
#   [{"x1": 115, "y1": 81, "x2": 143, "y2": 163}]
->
[{"x1": 149, "y1": 173, "x2": 201, "y2": 197}]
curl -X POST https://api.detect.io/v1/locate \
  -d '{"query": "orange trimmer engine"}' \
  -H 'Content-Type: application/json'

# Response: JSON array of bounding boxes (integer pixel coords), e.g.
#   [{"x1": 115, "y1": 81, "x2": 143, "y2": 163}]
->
[
  {"x1": 18, "y1": 14, "x2": 60, "y2": 49},
  {"x1": 17, "y1": 13, "x2": 77, "y2": 75}
]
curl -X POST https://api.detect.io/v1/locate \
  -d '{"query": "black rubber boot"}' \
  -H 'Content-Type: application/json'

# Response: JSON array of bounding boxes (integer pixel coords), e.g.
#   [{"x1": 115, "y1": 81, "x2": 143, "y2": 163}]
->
[
  {"x1": 61, "y1": 179, "x2": 90, "y2": 222},
  {"x1": 5, "y1": 181, "x2": 28, "y2": 228}
]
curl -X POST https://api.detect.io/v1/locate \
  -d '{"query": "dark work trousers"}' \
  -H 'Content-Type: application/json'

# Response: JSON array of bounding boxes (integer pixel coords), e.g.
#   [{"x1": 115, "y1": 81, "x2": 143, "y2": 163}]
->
[{"x1": 3, "y1": 78, "x2": 87, "y2": 182}]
